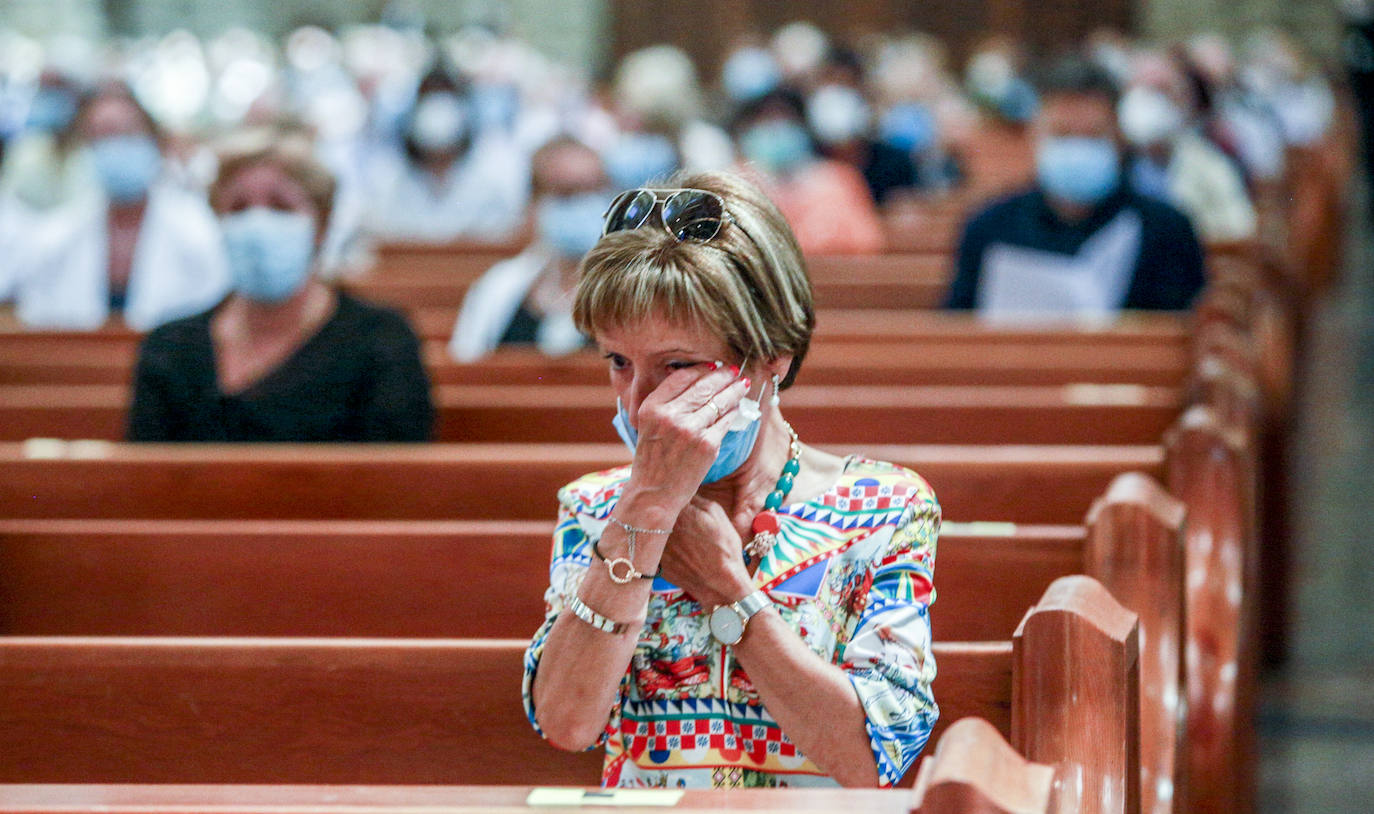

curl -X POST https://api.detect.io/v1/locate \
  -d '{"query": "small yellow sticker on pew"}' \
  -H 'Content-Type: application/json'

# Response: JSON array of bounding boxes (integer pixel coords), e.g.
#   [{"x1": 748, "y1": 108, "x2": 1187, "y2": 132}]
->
[
  {"x1": 527, "y1": 787, "x2": 684, "y2": 807},
  {"x1": 1063, "y1": 383, "x2": 1149, "y2": 405}
]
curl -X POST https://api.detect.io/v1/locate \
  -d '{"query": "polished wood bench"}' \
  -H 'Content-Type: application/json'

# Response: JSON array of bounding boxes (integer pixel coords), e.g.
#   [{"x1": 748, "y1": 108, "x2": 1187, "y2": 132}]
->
[
  {"x1": 0, "y1": 518, "x2": 1076, "y2": 641},
  {"x1": 0, "y1": 382, "x2": 1183, "y2": 446},
  {"x1": 0, "y1": 718, "x2": 1065, "y2": 814},
  {"x1": 0, "y1": 339, "x2": 1190, "y2": 389},
  {"x1": 0, "y1": 575, "x2": 1137, "y2": 799},
  {"x1": 0, "y1": 442, "x2": 1163, "y2": 523}
]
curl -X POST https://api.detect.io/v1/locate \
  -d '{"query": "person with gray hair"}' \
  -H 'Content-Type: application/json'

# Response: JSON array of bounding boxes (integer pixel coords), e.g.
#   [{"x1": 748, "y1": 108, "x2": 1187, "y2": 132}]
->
[{"x1": 522, "y1": 170, "x2": 939, "y2": 789}]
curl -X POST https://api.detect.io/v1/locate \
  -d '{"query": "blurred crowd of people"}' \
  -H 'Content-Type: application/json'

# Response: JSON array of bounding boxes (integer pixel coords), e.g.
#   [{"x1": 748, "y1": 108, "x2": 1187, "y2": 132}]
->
[{"x1": 0, "y1": 19, "x2": 1344, "y2": 436}]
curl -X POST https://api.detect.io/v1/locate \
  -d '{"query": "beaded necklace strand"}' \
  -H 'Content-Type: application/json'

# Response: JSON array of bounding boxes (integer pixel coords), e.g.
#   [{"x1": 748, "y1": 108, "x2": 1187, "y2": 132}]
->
[{"x1": 744, "y1": 421, "x2": 801, "y2": 563}]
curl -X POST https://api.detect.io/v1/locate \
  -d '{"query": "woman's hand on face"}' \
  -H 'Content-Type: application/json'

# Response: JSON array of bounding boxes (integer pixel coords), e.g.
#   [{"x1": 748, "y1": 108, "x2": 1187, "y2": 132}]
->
[
  {"x1": 623, "y1": 363, "x2": 751, "y2": 510},
  {"x1": 658, "y1": 495, "x2": 753, "y2": 608}
]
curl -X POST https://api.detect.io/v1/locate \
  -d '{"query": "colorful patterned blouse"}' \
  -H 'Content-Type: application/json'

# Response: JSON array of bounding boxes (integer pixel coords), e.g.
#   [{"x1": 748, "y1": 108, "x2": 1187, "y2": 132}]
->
[{"x1": 521, "y1": 456, "x2": 940, "y2": 788}]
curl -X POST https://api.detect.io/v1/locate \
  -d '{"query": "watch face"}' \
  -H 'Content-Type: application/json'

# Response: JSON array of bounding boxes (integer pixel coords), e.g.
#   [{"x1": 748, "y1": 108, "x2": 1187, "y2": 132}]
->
[{"x1": 710, "y1": 606, "x2": 745, "y2": 645}]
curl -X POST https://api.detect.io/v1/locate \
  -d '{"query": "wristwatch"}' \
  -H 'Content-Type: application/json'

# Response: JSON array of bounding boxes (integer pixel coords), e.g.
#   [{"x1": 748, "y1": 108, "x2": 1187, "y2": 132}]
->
[{"x1": 708, "y1": 590, "x2": 771, "y2": 646}]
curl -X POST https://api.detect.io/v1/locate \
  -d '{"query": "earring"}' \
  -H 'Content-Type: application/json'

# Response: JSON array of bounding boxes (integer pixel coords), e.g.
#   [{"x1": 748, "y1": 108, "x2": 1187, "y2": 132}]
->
[{"x1": 770, "y1": 375, "x2": 781, "y2": 407}]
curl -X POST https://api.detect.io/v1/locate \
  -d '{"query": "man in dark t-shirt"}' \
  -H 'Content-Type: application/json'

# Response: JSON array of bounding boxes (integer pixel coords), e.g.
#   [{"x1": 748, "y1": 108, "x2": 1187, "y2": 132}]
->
[{"x1": 946, "y1": 57, "x2": 1205, "y2": 316}]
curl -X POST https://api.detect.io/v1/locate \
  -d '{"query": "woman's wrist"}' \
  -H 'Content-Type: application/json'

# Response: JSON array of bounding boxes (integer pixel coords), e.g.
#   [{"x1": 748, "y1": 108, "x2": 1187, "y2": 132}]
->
[{"x1": 612, "y1": 487, "x2": 683, "y2": 532}]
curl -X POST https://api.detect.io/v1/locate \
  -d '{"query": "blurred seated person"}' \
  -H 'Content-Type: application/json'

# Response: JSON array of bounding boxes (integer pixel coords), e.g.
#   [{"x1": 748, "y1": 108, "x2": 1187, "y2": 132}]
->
[
  {"x1": 127, "y1": 130, "x2": 434, "y2": 442},
  {"x1": 448, "y1": 137, "x2": 604, "y2": 362},
  {"x1": 805, "y1": 47, "x2": 921, "y2": 205},
  {"x1": 732, "y1": 88, "x2": 885, "y2": 254},
  {"x1": 0, "y1": 69, "x2": 95, "y2": 213},
  {"x1": 362, "y1": 63, "x2": 530, "y2": 243},
  {"x1": 1118, "y1": 51, "x2": 1257, "y2": 242},
  {"x1": 946, "y1": 57, "x2": 1204, "y2": 318},
  {"x1": 10, "y1": 82, "x2": 229, "y2": 330}
]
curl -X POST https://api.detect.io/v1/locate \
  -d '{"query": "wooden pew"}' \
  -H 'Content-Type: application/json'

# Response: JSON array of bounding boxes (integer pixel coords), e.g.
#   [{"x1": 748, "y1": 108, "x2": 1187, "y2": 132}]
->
[
  {"x1": 345, "y1": 260, "x2": 951, "y2": 311},
  {"x1": 0, "y1": 575, "x2": 1137, "y2": 796},
  {"x1": 0, "y1": 784, "x2": 920, "y2": 814},
  {"x1": 0, "y1": 383, "x2": 1183, "y2": 446},
  {"x1": 910, "y1": 717, "x2": 1059, "y2": 814},
  {"x1": 0, "y1": 518, "x2": 1079, "y2": 641},
  {"x1": 0, "y1": 442, "x2": 1164, "y2": 524},
  {"x1": 0, "y1": 340, "x2": 1190, "y2": 389},
  {"x1": 0, "y1": 721, "x2": 1067, "y2": 814}
]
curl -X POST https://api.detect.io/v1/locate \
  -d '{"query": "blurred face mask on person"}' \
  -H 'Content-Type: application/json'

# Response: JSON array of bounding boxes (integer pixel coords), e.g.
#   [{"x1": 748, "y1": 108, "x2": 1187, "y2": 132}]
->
[
  {"x1": 1118, "y1": 86, "x2": 1186, "y2": 148},
  {"x1": 603, "y1": 131, "x2": 678, "y2": 189},
  {"x1": 1034, "y1": 92, "x2": 1122, "y2": 207},
  {"x1": 214, "y1": 162, "x2": 322, "y2": 304},
  {"x1": 26, "y1": 85, "x2": 78, "y2": 133},
  {"x1": 878, "y1": 101, "x2": 938, "y2": 155},
  {"x1": 89, "y1": 135, "x2": 162, "y2": 204},
  {"x1": 805, "y1": 84, "x2": 872, "y2": 146},
  {"x1": 532, "y1": 141, "x2": 612, "y2": 259},
  {"x1": 221, "y1": 208, "x2": 317, "y2": 303},
  {"x1": 740, "y1": 117, "x2": 813, "y2": 174},
  {"x1": 721, "y1": 46, "x2": 782, "y2": 103},
  {"x1": 409, "y1": 90, "x2": 468, "y2": 153}
]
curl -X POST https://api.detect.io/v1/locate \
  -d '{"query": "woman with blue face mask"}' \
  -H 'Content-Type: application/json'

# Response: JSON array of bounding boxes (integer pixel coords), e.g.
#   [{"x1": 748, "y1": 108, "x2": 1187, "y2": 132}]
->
[
  {"x1": 448, "y1": 137, "x2": 604, "y2": 362},
  {"x1": 729, "y1": 88, "x2": 886, "y2": 254},
  {"x1": 362, "y1": 64, "x2": 530, "y2": 245},
  {"x1": 126, "y1": 129, "x2": 434, "y2": 442},
  {"x1": 8, "y1": 84, "x2": 230, "y2": 330},
  {"x1": 523, "y1": 171, "x2": 940, "y2": 790}
]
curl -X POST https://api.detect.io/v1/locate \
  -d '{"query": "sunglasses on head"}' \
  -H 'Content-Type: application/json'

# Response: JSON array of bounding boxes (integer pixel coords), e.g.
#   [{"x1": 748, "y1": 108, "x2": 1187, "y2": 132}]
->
[{"x1": 602, "y1": 187, "x2": 731, "y2": 242}]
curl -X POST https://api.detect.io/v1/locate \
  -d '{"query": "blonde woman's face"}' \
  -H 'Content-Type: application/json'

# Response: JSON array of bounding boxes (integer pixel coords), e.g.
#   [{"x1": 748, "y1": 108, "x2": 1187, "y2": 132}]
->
[{"x1": 595, "y1": 316, "x2": 744, "y2": 429}]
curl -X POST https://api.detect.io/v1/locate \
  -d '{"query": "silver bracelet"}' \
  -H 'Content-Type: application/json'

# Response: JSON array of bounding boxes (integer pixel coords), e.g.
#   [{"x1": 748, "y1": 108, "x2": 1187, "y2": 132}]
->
[
  {"x1": 567, "y1": 594, "x2": 635, "y2": 635},
  {"x1": 603, "y1": 516, "x2": 672, "y2": 584}
]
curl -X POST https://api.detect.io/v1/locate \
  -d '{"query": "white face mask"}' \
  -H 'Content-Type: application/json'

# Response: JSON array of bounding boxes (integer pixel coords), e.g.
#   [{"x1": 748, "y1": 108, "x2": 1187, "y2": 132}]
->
[
  {"x1": 1118, "y1": 86, "x2": 1186, "y2": 147},
  {"x1": 806, "y1": 84, "x2": 872, "y2": 145},
  {"x1": 410, "y1": 92, "x2": 467, "y2": 152}
]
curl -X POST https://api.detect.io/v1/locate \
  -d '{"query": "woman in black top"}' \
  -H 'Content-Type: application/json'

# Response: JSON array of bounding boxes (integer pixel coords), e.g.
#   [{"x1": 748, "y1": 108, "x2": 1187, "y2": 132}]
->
[{"x1": 127, "y1": 129, "x2": 434, "y2": 442}]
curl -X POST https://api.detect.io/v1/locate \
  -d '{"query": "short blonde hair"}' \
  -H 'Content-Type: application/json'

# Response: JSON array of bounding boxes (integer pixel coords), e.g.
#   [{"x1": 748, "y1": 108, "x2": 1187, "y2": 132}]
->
[
  {"x1": 209, "y1": 126, "x2": 337, "y2": 232},
  {"x1": 573, "y1": 170, "x2": 815, "y2": 388}
]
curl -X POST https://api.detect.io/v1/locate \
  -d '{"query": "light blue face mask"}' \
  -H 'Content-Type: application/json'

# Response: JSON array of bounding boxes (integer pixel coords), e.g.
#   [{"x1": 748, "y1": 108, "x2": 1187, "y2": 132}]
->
[
  {"x1": 90, "y1": 134, "x2": 162, "y2": 204},
  {"x1": 220, "y1": 207, "x2": 317, "y2": 303},
  {"x1": 613, "y1": 389, "x2": 765, "y2": 485},
  {"x1": 536, "y1": 192, "x2": 608, "y2": 259},
  {"x1": 740, "y1": 120, "x2": 813, "y2": 174},
  {"x1": 1036, "y1": 136, "x2": 1121, "y2": 206},
  {"x1": 604, "y1": 132, "x2": 678, "y2": 189}
]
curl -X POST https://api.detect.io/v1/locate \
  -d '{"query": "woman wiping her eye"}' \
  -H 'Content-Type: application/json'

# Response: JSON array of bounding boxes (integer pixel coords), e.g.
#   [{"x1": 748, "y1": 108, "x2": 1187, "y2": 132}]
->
[{"x1": 522, "y1": 170, "x2": 940, "y2": 789}]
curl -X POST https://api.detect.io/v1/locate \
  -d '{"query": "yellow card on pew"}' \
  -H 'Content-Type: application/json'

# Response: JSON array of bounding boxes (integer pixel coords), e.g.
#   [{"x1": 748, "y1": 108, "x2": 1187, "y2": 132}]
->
[{"x1": 526, "y1": 787, "x2": 684, "y2": 807}]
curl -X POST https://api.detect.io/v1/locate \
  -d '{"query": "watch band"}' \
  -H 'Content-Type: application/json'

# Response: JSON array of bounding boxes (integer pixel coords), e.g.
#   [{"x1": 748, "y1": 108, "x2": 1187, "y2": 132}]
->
[
  {"x1": 733, "y1": 589, "x2": 771, "y2": 620},
  {"x1": 567, "y1": 594, "x2": 634, "y2": 635}
]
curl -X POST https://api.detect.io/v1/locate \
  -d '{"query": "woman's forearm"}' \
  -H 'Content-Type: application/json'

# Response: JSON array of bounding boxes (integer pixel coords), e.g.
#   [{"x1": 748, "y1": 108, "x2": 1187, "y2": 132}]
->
[
  {"x1": 731, "y1": 608, "x2": 882, "y2": 787},
  {"x1": 531, "y1": 507, "x2": 672, "y2": 750}
]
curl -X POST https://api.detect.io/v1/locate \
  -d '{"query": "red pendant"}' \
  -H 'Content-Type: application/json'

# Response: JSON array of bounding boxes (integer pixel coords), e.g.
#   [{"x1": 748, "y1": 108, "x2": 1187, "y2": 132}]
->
[{"x1": 752, "y1": 511, "x2": 781, "y2": 536}]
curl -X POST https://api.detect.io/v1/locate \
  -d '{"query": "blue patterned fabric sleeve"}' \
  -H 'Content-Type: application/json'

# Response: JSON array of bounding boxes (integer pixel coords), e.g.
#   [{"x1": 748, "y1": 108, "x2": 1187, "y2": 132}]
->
[
  {"x1": 838, "y1": 487, "x2": 940, "y2": 787},
  {"x1": 520, "y1": 497, "x2": 610, "y2": 749}
]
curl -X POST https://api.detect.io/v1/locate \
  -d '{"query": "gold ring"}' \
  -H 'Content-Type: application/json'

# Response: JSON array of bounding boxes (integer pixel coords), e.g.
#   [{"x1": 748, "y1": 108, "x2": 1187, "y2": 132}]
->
[{"x1": 707, "y1": 398, "x2": 722, "y2": 422}]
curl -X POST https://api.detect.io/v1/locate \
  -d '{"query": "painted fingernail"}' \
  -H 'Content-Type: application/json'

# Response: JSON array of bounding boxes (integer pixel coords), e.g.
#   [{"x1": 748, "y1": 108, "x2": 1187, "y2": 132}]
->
[
  {"x1": 711, "y1": 360, "x2": 724, "y2": 370},
  {"x1": 742, "y1": 377, "x2": 752, "y2": 389},
  {"x1": 728, "y1": 365, "x2": 740, "y2": 377}
]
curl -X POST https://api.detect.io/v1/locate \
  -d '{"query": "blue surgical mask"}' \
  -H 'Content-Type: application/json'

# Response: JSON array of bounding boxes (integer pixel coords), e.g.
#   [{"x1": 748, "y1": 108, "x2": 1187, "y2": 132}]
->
[
  {"x1": 1036, "y1": 136, "x2": 1121, "y2": 206},
  {"x1": 604, "y1": 132, "x2": 678, "y2": 189},
  {"x1": 721, "y1": 47, "x2": 781, "y2": 102},
  {"x1": 536, "y1": 192, "x2": 606, "y2": 259},
  {"x1": 879, "y1": 102, "x2": 937, "y2": 154},
  {"x1": 89, "y1": 135, "x2": 162, "y2": 204},
  {"x1": 740, "y1": 120, "x2": 812, "y2": 174},
  {"x1": 26, "y1": 88, "x2": 77, "y2": 133},
  {"x1": 220, "y1": 207, "x2": 317, "y2": 303},
  {"x1": 613, "y1": 392, "x2": 764, "y2": 484}
]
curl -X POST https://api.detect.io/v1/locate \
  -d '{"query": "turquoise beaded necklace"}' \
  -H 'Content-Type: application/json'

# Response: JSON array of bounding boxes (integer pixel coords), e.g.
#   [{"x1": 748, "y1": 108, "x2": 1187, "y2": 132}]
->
[{"x1": 744, "y1": 421, "x2": 801, "y2": 562}]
